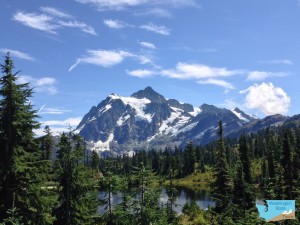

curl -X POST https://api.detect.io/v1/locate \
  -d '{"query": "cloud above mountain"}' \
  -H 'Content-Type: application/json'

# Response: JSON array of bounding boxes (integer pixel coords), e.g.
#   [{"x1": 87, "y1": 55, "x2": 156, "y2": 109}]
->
[
  {"x1": 69, "y1": 49, "x2": 151, "y2": 71},
  {"x1": 12, "y1": 7, "x2": 96, "y2": 35},
  {"x1": 241, "y1": 82, "x2": 291, "y2": 115}
]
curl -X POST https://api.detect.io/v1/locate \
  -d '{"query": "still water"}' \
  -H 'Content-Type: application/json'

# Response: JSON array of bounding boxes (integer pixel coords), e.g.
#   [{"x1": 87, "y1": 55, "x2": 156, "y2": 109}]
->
[{"x1": 98, "y1": 186, "x2": 215, "y2": 214}]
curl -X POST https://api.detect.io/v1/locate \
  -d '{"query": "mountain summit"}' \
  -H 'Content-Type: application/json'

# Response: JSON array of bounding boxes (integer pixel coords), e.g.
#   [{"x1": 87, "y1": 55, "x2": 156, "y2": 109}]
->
[
  {"x1": 131, "y1": 86, "x2": 166, "y2": 103},
  {"x1": 75, "y1": 87, "x2": 288, "y2": 154}
]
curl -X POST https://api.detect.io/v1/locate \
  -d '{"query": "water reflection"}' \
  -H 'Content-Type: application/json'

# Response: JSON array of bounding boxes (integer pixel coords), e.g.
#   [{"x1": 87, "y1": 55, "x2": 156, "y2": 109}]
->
[
  {"x1": 98, "y1": 186, "x2": 215, "y2": 214},
  {"x1": 159, "y1": 186, "x2": 214, "y2": 214}
]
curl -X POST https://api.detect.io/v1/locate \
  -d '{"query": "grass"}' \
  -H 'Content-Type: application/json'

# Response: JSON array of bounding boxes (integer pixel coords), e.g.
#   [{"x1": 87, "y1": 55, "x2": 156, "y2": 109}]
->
[{"x1": 164, "y1": 167, "x2": 213, "y2": 191}]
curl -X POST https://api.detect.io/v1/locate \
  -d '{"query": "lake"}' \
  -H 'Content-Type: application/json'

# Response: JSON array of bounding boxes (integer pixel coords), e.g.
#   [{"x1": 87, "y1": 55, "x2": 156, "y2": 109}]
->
[{"x1": 98, "y1": 186, "x2": 215, "y2": 214}]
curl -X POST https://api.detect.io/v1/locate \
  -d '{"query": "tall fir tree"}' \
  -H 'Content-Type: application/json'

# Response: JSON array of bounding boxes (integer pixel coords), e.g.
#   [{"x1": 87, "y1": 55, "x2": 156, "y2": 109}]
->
[
  {"x1": 131, "y1": 163, "x2": 167, "y2": 225},
  {"x1": 41, "y1": 125, "x2": 53, "y2": 160},
  {"x1": 165, "y1": 156, "x2": 179, "y2": 225},
  {"x1": 238, "y1": 134, "x2": 255, "y2": 210},
  {"x1": 281, "y1": 129, "x2": 295, "y2": 199},
  {"x1": 53, "y1": 133, "x2": 99, "y2": 225},
  {"x1": 183, "y1": 142, "x2": 196, "y2": 175},
  {"x1": 91, "y1": 150, "x2": 100, "y2": 176},
  {"x1": 99, "y1": 160, "x2": 120, "y2": 225},
  {"x1": 211, "y1": 121, "x2": 232, "y2": 213},
  {"x1": 266, "y1": 128, "x2": 276, "y2": 180},
  {"x1": 0, "y1": 53, "x2": 55, "y2": 224},
  {"x1": 232, "y1": 161, "x2": 246, "y2": 217}
]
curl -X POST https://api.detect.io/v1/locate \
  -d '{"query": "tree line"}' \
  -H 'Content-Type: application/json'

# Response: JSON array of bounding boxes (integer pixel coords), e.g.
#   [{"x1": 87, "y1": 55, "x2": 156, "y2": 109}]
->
[{"x1": 0, "y1": 54, "x2": 299, "y2": 224}]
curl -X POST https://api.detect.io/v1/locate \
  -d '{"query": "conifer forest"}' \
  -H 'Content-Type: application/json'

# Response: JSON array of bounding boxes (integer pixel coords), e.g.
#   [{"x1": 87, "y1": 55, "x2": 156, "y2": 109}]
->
[{"x1": 0, "y1": 54, "x2": 299, "y2": 225}]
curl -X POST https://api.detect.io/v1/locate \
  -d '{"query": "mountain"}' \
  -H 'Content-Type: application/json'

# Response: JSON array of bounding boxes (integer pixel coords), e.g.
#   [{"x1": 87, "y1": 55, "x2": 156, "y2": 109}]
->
[{"x1": 75, "y1": 87, "x2": 290, "y2": 154}]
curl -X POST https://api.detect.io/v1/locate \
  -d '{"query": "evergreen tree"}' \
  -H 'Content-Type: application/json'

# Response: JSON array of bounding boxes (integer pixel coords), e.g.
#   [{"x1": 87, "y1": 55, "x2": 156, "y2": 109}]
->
[
  {"x1": 274, "y1": 163, "x2": 284, "y2": 199},
  {"x1": 183, "y1": 142, "x2": 196, "y2": 175},
  {"x1": 238, "y1": 135, "x2": 255, "y2": 210},
  {"x1": 200, "y1": 155, "x2": 206, "y2": 173},
  {"x1": 281, "y1": 129, "x2": 295, "y2": 199},
  {"x1": 40, "y1": 125, "x2": 53, "y2": 160},
  {"x1": 232, "y1": 161, "x2": 246, "y2": 218},
  {"x1": 0, "y1": 53, "x2": 55, "y2": 224},
  {"x1": 99, "y1": 160, "x2": 120, "y2": 225},
  {"x1": 165, "y1": 156, "x2": 179, "y2": 224},
  {"x1": 266, "y1": 129, "x2": 276, "y2": 180},
  {"x1": 91, "y1": 150, "x2": 100, "y2": 176},
  {"x1": 113, "y1": 176, "x2": 133, "y2": 225},
  {"x1": 211, "y1": 121, "x2": 232, "y2": 213},
  {"x1": 261, "y1": 145, "x2": 268, "y2": 186},
  {"x1": 239, "y1": 135, "x2": 252, "y2": 183},
  {"x1": 53, "y1": 133, "x2": 99, "y2": 225},
  {"x1": 131, "y1": 163, "x2": 167, "y2": 225}
]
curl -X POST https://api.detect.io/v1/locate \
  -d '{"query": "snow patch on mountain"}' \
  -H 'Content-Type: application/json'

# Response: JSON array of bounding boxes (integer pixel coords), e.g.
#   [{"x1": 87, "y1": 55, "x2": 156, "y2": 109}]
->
[
  {"x1": 178, "y1": 122, "x2": 198, "y2": 133},
  {"x1": 109, "y1": 94, "x2": 152, "y2": 123},
  {"x1": 99, "y1": 104, "x2": 112, "y2": 115},
  {"x1": 117, "y1": 114, "x2": 130, "y2": 126},
  {"x1": 147, "y1": 134, "x2": 158, "y2": 142},
  {"x1": 91, "y1": 133, "x2": 114, "y2": 152},
  {"x1": 159, "y1": 107, "x2": 191, "y2": 135},
  {"x1": 231, "y1": 109, "x2": 249, "y2": 122},
  {"x1": 189, "y1": 107, "x2": 201, "y2": 117},
  {"x1": 194, "y1": 126, "x2": 215, "y2": 139},
  {"x1": 125, "y1": 150, "x2": 135, "y2": 157},
  {"x1": 74, "y1": 124, "x2": 85, "y2": 134}
]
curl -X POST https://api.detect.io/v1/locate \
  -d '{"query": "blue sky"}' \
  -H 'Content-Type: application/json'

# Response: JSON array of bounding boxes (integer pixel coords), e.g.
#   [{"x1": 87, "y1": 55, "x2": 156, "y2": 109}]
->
[{"x1": 1, "y1": 0, "x2": 300, "y2": 135}]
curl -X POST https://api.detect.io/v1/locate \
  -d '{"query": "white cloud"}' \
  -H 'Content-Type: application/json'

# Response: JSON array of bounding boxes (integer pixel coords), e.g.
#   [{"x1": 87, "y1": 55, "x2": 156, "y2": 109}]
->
[
  {"x1": 13, "y1": 11, "x2": 59, "y2": 34},
  {"x1": 69, "y1": 50, "x2": 132, "y2": 71},
  {"x1": 76, "y1": 0, "x2": 198, "y2": 11},
  {"x1": 140, "y1": 23, "x2": 170, "y2": 35},
  {"x1": 38, "y1": 105, "x2": 71, "y2": 115},
  {"x1": 138, "y1": 55, "x2": 152, "y2": 64},
  {"x1": 240, "y1": 82, "x2": 290, "y2": 115},
  {"x1": 139, "y1": 41, "x2": 156, "y2": 49},
  {"x1": 69, "y1": 49, "x2": 151, "y2": 71},
  {"x1": 41, "y1": 117, "x2": 82, "y2": 127},
  {"x1": 161, "y1": 62, "x2": 242, "y2": 80},
  {"x1": 35, "y1": 77, "x2": 57, "y2": 94},
  {"x1": 134, "y1": 8, "x2": 172, "y2": 18},
  {"x1": 35, "y1": 117, "x2": 82, "y2": 136},
  {"x1": 126, "y1": 62, "x2": 238, "y2": 88},
  {"x1": 103, "y1": 19, "x2": 130, "y2": 29},
  {"x1": 36, "y1": 77, "x2": 55, "y2": 86},
  {"x1": 76, "y1": 0, "x2": 147, "y2": 10},
  {"x1": 197, "y1": 78, "x2": 234, "y2": 89},
  {"x1": 247, "y1": 71, "x2": 288, "y2": 81},
  {"x1": 40, "y1": 6, "x2": 73, "y2": 19},
  {"x1": 126, "y1": 69, "x2": 155, "y2": 78},
  {"x1": 171, "y1": 0, "x2": 199, "y2": 8},
  {"x1": 12, "y1": 10, "x2": 96, "y2": 36},
  {"x1": 57, "y1": 20, "x2": 97, "y2": 35},
  {"x1": 0, "y1": 49, "x2": 35, "y2": 61},
  {"x1": 171, "y1": 46, "x2": 218, "y2": 53},
  {"x1": 17, "y1": 75, "x2": 57, "y2": 95},
  {"x1": 258, "y1": 59, "x2": 293, "y2": 65}
]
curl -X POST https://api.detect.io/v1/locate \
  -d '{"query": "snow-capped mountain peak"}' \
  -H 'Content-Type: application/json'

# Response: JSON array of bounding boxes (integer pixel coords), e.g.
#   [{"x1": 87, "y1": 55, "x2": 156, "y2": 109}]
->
[{"x1": 75, "y1": 87, "x2": 265, "y2": 154}]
